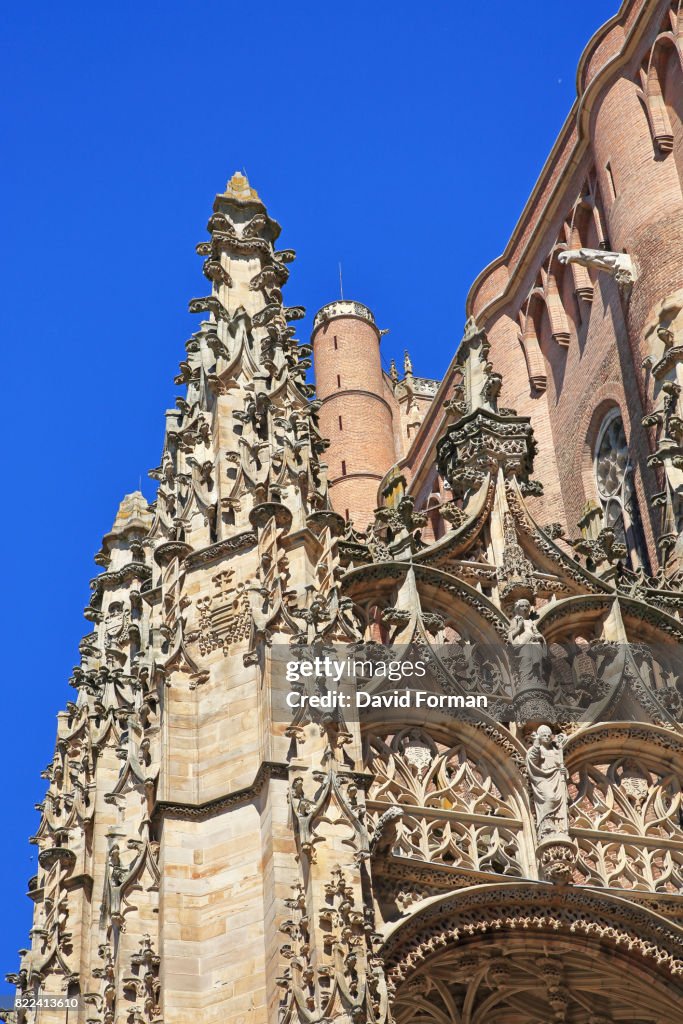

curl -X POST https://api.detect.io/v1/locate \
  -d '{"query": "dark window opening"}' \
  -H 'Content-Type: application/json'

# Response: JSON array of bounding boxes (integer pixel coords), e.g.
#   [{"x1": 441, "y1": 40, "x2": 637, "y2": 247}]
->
[
  {"x1": 606, "y1": 161, "x2": 616, "y2": 199},
  {"x1": 341, "y1": 460, "x2": 347, "y2": 476},
  {"x1": 338, "y1": 415, "x2": 343, "y2": 430},
  {"x1": 334, "y1": 336, "x2": 338, "y2": 350},
  {"x1": 337, "y1": 374, "x2": 341, "y2": 388}
]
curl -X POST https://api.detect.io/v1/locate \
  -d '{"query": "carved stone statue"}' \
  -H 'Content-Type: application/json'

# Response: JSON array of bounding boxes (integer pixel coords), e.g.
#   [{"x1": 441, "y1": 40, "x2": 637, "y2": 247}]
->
[
  {"x1": 526, "y1": 726, "x2": 569, "y2": 840},
  {"x1": 508, "y1": 598, "x2": 546, "y2": 692},
  {"x1": 558, "y1": 247, "x2": 636, "y2": 287}
]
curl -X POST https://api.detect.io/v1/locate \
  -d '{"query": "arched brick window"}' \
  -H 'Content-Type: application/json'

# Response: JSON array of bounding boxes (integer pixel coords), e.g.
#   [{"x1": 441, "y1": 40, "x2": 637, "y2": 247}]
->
[{"x1": 594, "y1": 410, "x2": 648, "y2": 569}]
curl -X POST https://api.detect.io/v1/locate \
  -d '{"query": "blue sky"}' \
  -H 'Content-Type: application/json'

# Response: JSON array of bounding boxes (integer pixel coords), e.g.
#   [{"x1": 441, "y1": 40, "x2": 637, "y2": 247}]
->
[{"x1": 0, "y1": 0, "x2": 618, "y2": 993}]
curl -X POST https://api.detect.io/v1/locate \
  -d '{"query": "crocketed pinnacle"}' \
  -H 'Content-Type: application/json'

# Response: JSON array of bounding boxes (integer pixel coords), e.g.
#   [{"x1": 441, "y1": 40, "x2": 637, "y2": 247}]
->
[{"x1": 110, "y1": 491, "x2": 152, "y2": 534}]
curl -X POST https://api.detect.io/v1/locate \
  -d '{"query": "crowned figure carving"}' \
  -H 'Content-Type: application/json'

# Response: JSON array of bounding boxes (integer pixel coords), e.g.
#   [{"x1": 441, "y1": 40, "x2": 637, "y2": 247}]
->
[
  {"x1": 526, "y1": 726, "x2": 569, "y2": 840},
  {"x1": 526, "y1": 726, "x2": 576, "y2": 883}
]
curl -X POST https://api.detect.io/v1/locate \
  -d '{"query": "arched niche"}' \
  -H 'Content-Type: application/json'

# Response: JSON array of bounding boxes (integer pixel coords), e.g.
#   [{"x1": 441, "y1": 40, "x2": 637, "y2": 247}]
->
[
  {"x1": 383, "y1": 883, "x2": 683, "y2": 1023},
  {"x1": 362, "y1": 721, "x2": 534, "y2": 908},
  {"x1": 563, "y1": 722, "x2": 683, "y2": 894}
]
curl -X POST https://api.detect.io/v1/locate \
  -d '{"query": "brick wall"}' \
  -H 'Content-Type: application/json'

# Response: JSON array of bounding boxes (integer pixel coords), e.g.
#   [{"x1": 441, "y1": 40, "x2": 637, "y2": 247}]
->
[{"x1": 312, "y1": 310, "x2": 398, "y2": 528}]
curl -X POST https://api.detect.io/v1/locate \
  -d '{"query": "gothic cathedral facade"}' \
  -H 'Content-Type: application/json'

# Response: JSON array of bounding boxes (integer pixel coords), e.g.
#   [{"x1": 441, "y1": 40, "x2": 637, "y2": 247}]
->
[{"x1": 7, "y1": 2, "x2": 683, "y2": 1022}]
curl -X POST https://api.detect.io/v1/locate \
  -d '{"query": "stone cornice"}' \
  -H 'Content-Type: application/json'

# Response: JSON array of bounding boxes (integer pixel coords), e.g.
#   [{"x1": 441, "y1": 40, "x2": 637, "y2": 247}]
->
[
  {"x1": 153, "y1": 761, "x2": 289, "y2": 821},
  {"x1": 154, "y1": 762, "x2": 374, "y2": 821},
  {"x1": 312, "y1": 300, "x2": 378, "y2": 337},
  {"x1": 374, "y1": 854, "x2": 530, "y2": 892},
  {"x1": 183, "y1": 530, "x2": 256, "y2": 569},
  {"x1": 89, "y1": 562, "x2": 152, "y2": 593}
]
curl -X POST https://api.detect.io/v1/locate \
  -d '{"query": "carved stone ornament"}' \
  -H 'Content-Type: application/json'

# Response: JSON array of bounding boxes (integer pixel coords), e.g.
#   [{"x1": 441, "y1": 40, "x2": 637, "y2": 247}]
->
[
  {"x1": 526, "y1": 726, "x2": 570, "y2": 840},
  {"x1": 558, "y1": 247, "x2": 637, "y2": 288}
]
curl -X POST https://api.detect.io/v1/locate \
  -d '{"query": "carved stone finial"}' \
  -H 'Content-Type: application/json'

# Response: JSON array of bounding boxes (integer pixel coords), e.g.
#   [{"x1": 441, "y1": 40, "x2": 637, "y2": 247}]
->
[
  {"x1": 436, "y1": 325, "x2": 539, "y2": 498},
  {"x1": 462, "y1": 315, "x2": 482, "y2": 342},
  {"x1": 500, "y1": 514, "x2": 537, "y2": 605},
  {"x1": 221, "y1": 171, "x2": 261, "y2": 202},
  {"x1": 374, "y1": 495, "x2": 427, "y2": 559}
]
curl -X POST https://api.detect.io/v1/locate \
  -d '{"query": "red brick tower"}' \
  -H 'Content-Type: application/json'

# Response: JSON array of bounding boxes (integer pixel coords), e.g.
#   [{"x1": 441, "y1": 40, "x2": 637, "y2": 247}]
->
[
  {"x1": 589, "y1": 59, "x2": 683, "y2": 372},
  {"x1": 311, "y1": 300, "x2": 396, "y2": 528}
]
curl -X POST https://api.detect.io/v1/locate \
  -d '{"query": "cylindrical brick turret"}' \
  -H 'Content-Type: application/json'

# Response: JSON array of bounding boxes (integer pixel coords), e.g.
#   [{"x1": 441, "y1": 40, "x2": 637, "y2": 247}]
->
[
  {"x1": 591, "y1": 75, "x2": 683, "y2": 366},
  {"x1": 312, "y1": 300, "x2": 396, "y2": 528}
]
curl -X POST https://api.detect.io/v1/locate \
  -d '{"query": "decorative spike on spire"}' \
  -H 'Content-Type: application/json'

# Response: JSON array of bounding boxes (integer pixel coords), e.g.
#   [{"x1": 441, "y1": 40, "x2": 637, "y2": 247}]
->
[{"x1": 389, "y1": 358, "x2": 398, "y2": 383}]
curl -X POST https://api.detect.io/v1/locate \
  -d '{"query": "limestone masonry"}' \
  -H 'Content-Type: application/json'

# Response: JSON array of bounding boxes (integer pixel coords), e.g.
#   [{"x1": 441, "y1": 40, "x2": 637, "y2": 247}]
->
[{"x1": 7, "y1": 2, "x2": 683, "y2": 1022}]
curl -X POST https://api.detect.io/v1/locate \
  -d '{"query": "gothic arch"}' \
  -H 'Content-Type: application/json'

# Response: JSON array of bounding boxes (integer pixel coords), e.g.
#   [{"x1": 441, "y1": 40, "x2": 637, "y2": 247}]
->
[
  {"x1": 564, "y1": 200, "x2": 595, "y2": 303},
  {"x1": 518, "y1": 293, "x2": 548, "y2": 394},
  {"x1": 562, "y1": 723, "x2": 683, "y2": 893},
  {"x1": 520, "y1": 283, "x2": 568, "y2": 397},
  {"x1": 545, "y1": 251, "x2": 573, "y2": 348},
  {"x1": 579, "y1": 396, "x2": 622, "y2": 506},
  {"x1": 388, "y1": 929, "x2": 680, "y2": 1023},
  {"x1": 577, "y1": 403, "x2": 650, "y2": 571},
  {"x1": 422, "y1": 487, "x2": 447, "y2": 545},
  {"x1": 642, "y1": 39, "x2": 676, "y2": 154},
  {"x1": 344, "y1": 558, "x2": 510, "y2": 648},
  {"x1": 381, "y1": 882, "x2": 683, "y2": 1020},
  {"x1": 363, "y1": 722, "x2": 535, "y2": 888},
  {"x1": 657, "y1": 32, "x2": 683, "y2": 185},
  {"x1": 564, "y1": 720, "x2": 683, "y2": 765},
  {"x1": 538, "y1": 592, "x2": 683, "y2": 644},
  {"x1": 411, "y1": 567, "x2": 508, "y2": 640},
  {"x1": 414, "y1": 476, "x2": 495, "y2": 563},
  {"x1": 362, "y1": 719, "x2": 527, "y2": 810}
]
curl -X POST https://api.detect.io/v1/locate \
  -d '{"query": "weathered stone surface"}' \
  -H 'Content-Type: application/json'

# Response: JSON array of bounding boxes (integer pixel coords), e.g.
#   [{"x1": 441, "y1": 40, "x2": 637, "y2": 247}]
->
[{"x1": 8, "y1": 9, "x2": 683, "y2": 1018}]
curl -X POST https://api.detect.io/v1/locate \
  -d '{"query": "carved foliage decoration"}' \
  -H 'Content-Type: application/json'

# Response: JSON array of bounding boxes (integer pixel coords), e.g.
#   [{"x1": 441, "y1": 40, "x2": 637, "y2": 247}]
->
[{"x1": 278, "y1": 867, "x2": 388, "y2": 1024}]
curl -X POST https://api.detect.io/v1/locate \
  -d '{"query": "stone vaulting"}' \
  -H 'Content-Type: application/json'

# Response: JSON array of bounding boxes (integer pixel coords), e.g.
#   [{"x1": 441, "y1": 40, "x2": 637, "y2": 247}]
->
[{"x1": 7, "y1": 2, "x2": 683, "y2": 1022}]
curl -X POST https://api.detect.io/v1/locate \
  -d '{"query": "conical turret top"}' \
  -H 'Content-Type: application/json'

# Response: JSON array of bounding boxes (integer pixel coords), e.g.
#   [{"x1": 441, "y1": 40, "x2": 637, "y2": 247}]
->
[{"x1": 110, "y1": 491, "x2": 152, "y2": 535}]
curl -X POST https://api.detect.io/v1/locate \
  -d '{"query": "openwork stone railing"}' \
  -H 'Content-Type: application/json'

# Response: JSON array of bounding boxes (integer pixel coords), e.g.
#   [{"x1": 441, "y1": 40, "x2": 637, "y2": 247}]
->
[{"x1": 313, "y1": 300, "x2": 376, "y2": 331}]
